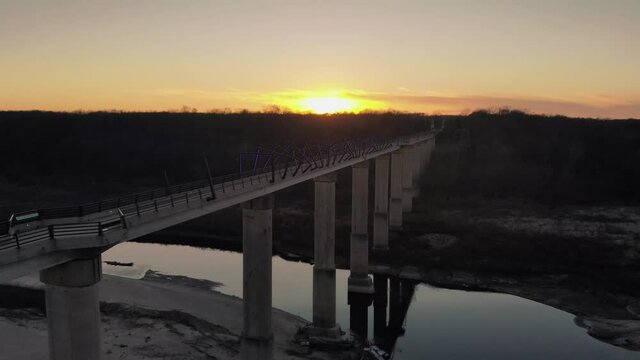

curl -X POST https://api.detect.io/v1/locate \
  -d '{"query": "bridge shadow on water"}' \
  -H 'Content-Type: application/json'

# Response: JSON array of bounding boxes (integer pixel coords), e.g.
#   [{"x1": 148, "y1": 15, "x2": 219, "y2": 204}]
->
[{"x1": 348, "y1": 277, "x2": 418, "y2": 360}]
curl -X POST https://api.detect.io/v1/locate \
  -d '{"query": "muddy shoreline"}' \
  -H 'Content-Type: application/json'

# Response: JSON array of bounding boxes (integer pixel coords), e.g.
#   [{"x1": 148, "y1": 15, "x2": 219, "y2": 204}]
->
[{"x1": 0, "y1": 271, "x2": 358, "y2": 360}]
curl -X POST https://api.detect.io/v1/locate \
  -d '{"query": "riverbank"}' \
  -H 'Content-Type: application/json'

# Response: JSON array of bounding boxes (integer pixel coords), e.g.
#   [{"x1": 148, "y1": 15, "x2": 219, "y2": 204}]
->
[
  {"x1": 395, "y1": 199, "x2": 640, "y2": 271},
  {"x1": 0, "y1": 271, "x2": 357, "y2": 360},
  {"x1": 236, "y1": 199, "x2": 640, "y2": 273}
]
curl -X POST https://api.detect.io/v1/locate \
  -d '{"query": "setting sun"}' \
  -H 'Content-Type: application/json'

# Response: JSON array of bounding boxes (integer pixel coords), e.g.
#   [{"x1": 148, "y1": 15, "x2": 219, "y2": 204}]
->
[
  {"x1": 266, "y1": 90, "x2": 386, "y2": 114},
  {"x1": 297, "y1": 97, "x2": 357, "y2": 114}
]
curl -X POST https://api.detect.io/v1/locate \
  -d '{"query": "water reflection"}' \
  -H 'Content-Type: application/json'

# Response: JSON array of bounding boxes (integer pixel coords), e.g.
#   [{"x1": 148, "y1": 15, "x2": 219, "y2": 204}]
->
[
  {"x1": 104, "y1": 242, "x2": 639, "y2": 360},
  {"x1": 354, "y1": 276, "x2": 419, "y2": 358},
  {"x1": 349, "y1": 292, "x2": 372, "y2": 341},
  {"x1": 373, "y1": 275, "x2": 388, "y2": 346}
]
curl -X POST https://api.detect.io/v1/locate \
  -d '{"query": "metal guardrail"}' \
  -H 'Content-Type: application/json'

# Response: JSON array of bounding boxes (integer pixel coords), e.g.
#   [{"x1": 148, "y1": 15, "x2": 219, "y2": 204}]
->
[
  {"x1": 0, "y1": 131, "x2": 436, "y2": 251},
  {"x1": 0, "y1": 221, "x2": 117, "y2": 251}
]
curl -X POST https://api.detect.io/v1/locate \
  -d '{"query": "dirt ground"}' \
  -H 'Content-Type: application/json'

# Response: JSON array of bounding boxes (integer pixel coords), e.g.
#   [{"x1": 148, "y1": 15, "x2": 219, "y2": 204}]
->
[{"x1": 0, "y1": 272, "x2": 356, "y2": 360}]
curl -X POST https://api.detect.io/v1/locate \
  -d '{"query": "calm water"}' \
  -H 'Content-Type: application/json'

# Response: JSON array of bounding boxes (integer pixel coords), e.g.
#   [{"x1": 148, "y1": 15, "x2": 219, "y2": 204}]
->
[{"x1": 104, "y1": 242, "x2": 637, "y2": 360}]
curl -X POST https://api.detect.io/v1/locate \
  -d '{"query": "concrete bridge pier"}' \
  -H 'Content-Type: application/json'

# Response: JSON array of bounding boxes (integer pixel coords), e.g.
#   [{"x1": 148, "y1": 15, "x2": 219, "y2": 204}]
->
[
  {"x1": 420, "y1": 139, "x2": 434, "y2": 176},
  {"x1": 389, "y1": 151, "x2": 404, "y2": 230},
  {"x1": 414, "y1": 141, "x2": 431, "y2": 196},
  {"x1": 373, "y1": 155, "x2": 390, "y2": 250},
  {"x1": 410, "y1": 144, "x2": 423, "y2": 199},
  {"x1": 423, "y1": 141, "x2": 431, "y2": 166},
  {"x1": 40, "y1": 256, "x2": 102, "y2": 360},
  {"x1": 348, "y1": 161, "x2": 374, "y2": 294},
  {"x1": 242, "y1": 195, "x2": 274, "y2": 360},
  {"x1": 401, "y1": 146, "x2": 415, "y2": 213},
  {"x1": 310, "y1": 173, "x2": 341, "y2": 338},
  {"x1": 427, "y1": 138, "x2": 435, "y2": 165}
]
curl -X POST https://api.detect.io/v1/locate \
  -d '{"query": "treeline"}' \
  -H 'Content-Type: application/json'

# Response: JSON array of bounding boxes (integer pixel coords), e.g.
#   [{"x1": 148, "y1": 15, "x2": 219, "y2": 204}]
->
[
  {"x1": 423, "y1": 110, "x2": 640, "y2": 205},
  {"x1": 3, "y1": 110, "x2": 638, "y2": 210},
  {"x1": 0, "y1": 111, "x2": 433, "y2": 193}
]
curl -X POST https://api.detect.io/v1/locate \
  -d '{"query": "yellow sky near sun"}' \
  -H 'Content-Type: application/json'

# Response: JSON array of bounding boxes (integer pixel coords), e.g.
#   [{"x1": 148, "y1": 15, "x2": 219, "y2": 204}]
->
[{"x1": 0, "y1": 1, "x2": 639, "y2": 118}]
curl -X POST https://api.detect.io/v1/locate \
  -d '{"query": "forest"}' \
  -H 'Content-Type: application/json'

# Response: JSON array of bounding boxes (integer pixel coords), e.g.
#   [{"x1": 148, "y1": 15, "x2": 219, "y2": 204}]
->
[
  {"x1": 1, "y1": 110, "x2": 639, "y2": 219},
  {"x1": 424, "y1": 110, "x2": 640, "y2": 205}
]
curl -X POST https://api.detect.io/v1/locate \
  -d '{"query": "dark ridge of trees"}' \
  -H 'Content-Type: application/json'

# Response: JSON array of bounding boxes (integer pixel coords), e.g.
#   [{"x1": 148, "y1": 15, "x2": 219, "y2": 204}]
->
[
  {"x1": 423, "y1": 110, "x2": 640, "y2": 205},
  {"x1": 2, "y1": 109, "x2": 639, "y2": 216},
  {"x1": 0, "y1": 111, "x2": 437, "y2": 210}
]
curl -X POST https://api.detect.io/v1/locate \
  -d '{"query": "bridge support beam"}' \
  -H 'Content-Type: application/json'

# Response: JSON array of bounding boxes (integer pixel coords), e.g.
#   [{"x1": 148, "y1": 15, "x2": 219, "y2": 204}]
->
[
  {"x1": 373, "y1": 155, "x2": 390, "y2": 250},
  {"x1": 389, "y1": 151, "x2": 404, "y2": 230},
  {"x1": 349, "y1": 161, "x2": 374, "y2": 294},
  {"x1": 242, "y1": 195, "x2": 274, "y2": 360},
  {"x1": 310, "y1": 173, "x2": 341, "y2": 338},
  {"x1": 40, "y1": 256, "x2": 102, "y2": 360},
  {"x1": 401, "y1": 146, "x2": 415, "y2": 213}
]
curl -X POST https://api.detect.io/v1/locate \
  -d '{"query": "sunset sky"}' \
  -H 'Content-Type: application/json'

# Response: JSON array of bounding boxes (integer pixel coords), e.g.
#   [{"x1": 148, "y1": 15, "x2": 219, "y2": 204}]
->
[{"x1": 1, "y1": 0, "x2": 638, "y2": 118}]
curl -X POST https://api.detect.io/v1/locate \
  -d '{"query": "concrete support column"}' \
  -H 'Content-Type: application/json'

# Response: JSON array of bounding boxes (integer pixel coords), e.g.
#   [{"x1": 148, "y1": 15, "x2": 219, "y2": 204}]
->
[
  {"x1": 311, "y1": 173, "x2": 340, "y2": 338},
  {"x1": 422, "y1": 142, "x2": 429, "y2": 171},
  {"x1": 242, "y1": 195, "x2": 274, "y2": 360},
  {"x1": 410, "y1": 145, "x2": 422, "y2": 199},
  {"x1": 373, "y1": 155, "x2": 390, "y2": 250},
  {"x1": 426, "y1": 139, "x2": 434, "y2": 167},
  {"x1": 349, "y1": 161, "x2": 373, "y2": 294},
  {"x1": 401, "y1": 146, "x2": 414, "y2": 213},
  {"x1": 40, "y1": 256, "x2": 102, "y2": 360},
  {"x1": 389, "y1": 151, "x2": 404, "y2": 230}
]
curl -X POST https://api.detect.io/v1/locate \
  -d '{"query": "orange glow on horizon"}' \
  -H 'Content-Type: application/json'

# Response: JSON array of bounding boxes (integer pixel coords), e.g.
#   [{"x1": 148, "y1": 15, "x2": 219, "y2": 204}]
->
[
  {"x1": 266, "y1": 90, "x2": 387, "y2": 114},
  {"x1": 296, "y1": 97, "x2": 357, "y2": 114}
]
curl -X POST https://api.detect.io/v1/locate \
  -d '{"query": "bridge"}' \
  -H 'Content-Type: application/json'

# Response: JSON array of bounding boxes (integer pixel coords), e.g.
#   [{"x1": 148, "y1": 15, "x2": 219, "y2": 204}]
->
[{"x1": 0, "y1": 126, "x2": 439, "y2": 360}]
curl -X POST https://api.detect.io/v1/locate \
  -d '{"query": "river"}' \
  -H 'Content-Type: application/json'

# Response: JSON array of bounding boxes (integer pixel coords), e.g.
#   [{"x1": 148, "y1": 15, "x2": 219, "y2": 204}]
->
[{"x1": 104, "y1": 242, "x2": 637, "y2": 360}]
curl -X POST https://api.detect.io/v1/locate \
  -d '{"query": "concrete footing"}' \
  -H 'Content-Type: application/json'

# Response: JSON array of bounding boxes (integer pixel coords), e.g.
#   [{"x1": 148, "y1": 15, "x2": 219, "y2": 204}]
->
[
  {"x1": 305, "y1": 323, "x2": 343, "y2": 340},
  {"x1": 240, "y1": 339, "x2": 273, "y2": 360},
  {"x1": 40, "y1": 256, "x2": 102, "y2": 360},
  {"x1": 311, "y1": 267, "x2": 340, "y2": 338},
  {"x1": 242, "y1": 195, "x2": 274, "y2": 360}
]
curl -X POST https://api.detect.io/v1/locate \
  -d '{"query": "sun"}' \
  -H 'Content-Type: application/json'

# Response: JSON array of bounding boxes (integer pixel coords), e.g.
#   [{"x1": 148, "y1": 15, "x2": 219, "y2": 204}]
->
[
  {"x1": 266, "y1": 89, "x2": 387, "y2": 114},
  {"x1": 297, "y1": 96, "x2": 358, "y2": 114}
]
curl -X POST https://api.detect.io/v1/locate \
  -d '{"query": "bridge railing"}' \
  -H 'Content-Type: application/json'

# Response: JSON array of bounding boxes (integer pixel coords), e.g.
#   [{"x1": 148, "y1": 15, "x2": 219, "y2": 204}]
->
[
  {"x1": 0, "y1": 131, "x2": 436, "y2": 250},
  {"x1": 0, "y1": 221, "x2": 120, "y2": 251}
]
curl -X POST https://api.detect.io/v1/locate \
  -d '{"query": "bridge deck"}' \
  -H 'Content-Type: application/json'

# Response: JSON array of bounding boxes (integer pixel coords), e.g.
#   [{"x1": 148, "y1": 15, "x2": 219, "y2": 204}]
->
[{"x1": 0, "y1": 133, "x2": 434, "y2": 281}]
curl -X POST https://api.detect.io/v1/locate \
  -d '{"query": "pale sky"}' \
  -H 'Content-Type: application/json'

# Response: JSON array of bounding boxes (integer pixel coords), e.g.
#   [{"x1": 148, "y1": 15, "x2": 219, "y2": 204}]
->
[{"x1": 1, "y1": 0, "x2": 638, "y2": 118}]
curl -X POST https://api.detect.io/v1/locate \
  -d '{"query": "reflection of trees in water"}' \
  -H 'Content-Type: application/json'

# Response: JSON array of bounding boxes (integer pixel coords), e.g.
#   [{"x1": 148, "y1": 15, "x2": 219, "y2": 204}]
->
[
  {"x1": 353, "y1": 268, "x2": 640, "y2": 356},
  {"x1": 424, "y1": 269, "x2": 640, "y2": 352}
]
